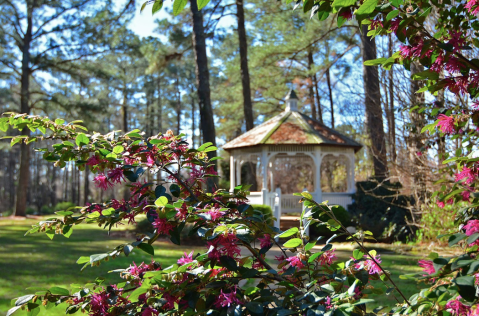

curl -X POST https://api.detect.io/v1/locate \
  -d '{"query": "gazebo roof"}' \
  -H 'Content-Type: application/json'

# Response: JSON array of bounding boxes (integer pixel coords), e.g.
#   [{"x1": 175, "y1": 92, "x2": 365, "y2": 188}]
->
[{"x1": 223, "y1": 105, "x2": 362, "y2": 152}]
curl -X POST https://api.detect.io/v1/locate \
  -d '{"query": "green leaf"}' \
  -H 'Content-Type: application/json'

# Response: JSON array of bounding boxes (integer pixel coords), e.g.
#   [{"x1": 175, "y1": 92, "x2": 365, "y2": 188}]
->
[
  {"x1": 308, "y1": 252, "x2": 323, "y2": 263},
  {"x1": 332, "y1": 0, "x2": 356, "y2": 8},
  {"x1": 355, "y1": 0, "x2": 377, "y2": 15},
  {"x1": 129, "y1": 286, "x2": 148, "y2": 302},
  {"x1": 197, "y1": 0, "x2": 210, "y2": 10},
  {"x1": 305, "y1": 241, "x2": 317, "y2": 251},
  {"x1": 353, "y1": 249, "x2": 365, "y2": 260},
  {"x1": 113, "y1": 145, "x2": 124, "y2": 154},
  {"x1": 140, "y1": 1, "x2": 148, "y2": 12},
  {"x1": 197, "y1": 142, "x2": 213, "y2": 151},
  {"x1": 386, "y1": 10, "x2": 399, "y2": 21},
  {"x1": 49, "y1": 287, "x2": 69, "y2": 296},
  {"x1": 75, "y1": 133, "x2": 89, "y2": 147},
  {"x1": 155, "y1": 196, "x2": 168, "y2": 207},
  {"x1": 411, "y1": 70, "x2": 440, "y2": 80},
  {"x1": 137, "y1": 243, "x2": 155, "y2": 256},
  {"x1": 467, "y1": 233, "x2": 479, "y2": 245},
  {"x1": 7, "y1": 306, "x2": 22, "y2": 316},
  {"x1": 15, "y1": 295, "x2": 35, "y2": 306},
  {"x1": 152, "y1": 0, "x2": 163, "y2": 13},
  {"x1": 283, "y1": 238, "x2": 303, "y2": 248},
  {"x1": 276, "y1": 227, "x2": 298, "y2": 238},
  {"x1": 363, "y1": 57, "x2": 387, "y2": 66},
  {"x1": 246, "y1": 302, "x2": 263, "y2": 314},
  {"x1": 55, "y1": 119, "x2": 65, "y2": 125},
  {"x1": 76, "y1": 256, "x2": 90, "y2": 264},
  {"x1": 173, "y1": 0, "x2": 188, "y2": 15},
  {"x1": 448, "y1": 233, "x2": 467, "y2": 246}
]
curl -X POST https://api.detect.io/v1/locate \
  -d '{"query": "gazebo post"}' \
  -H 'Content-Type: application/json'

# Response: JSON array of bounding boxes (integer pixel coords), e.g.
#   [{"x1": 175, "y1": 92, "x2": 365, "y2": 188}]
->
[
  {"x1": 314, "y1": 148, "x2": 322, "y2": 204},
  {"x1": 261, "y1": 148, "x2": 268, "y2": 205},
  {"x1": 236, "y1": 155, "x2": 241, "y2": 189},
  {"x1": 229, "y1": 153, "x2": 235, "y2": 192}
]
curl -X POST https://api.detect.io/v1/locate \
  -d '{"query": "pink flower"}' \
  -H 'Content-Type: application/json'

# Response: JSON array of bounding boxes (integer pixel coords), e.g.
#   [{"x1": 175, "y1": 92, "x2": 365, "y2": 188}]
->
[
  {"x1": 466, "y1": 0, "x2": 479, "y2": 15},
  {"x1": 462, "y1": 191, "x2": 471, "y2": 201},
  {"x1": 399, "y1": 45, "x2": 414, "y2": 59},
  {"x1": 275, "y1": 255, "x2": 286, "y2": 262},
  {"x1": 447, "y1": 198, "x2": 454, "y2": 205},
  {"x1": 389, "y1": 18, "x2": 401, "y2": 33},
  {"x1": 206, "y1": 208, "x2": 226, "y2": 221},
  {"x1": 177, "y1": 251, "x2": 194, "y2": 266},
  {"x1": 370, "y1": 18, "x2": 383, "y2": 30},
  {"x1": 355, "y1": 254, "x2": 382, "y2": 275},
  {"x1": 445, "y1": 296, "x2": 471, "y2": 315},
  {"x1": 455, "y1": 166, "x2": 476, "y2": 184},
  {"x1": 472, "y1": 101, "x2": 479, "y2": 110},
  {"x1": 448, "y1": 31, "x2": 466, "y2": 52},
  {"x1": 437, "y1": 114, "x2": 455, "y2": 134},
  {"x1": 152, "y1": 218, "x2": 174, "y2": 235},
  {"x1": 93, "y1": 173, "x2": 112, "y2": 190},
  {"x1": 464, "y1": 220, "x2": 479, "y2": 236},
  {"x1": 445, "y1": 57, "x2": 465, "y2": 74},
  {"x1": 107, "y1": 167, "x2": 125, "y2": 184},
  {"x1": 90, "y1": 291, "x2": 109, "y2": 316},
  {"x1": 286, "y1": 254, "x2": 305, "y2": 270},
  {"x1": 258, "y1": 234, "x2": 272, "y2": 248},
  {"x1": 86, "y1": 155, "x2": 101, "y2": 166},
  {"x1": 431, "y1": 52, "x2": 445, "y2": 73},
  {"x1": 214, "y1": 286, "x2": 242, "y2": 308},
  {"x1": 318, "y1": 249, "x2": 337, "y2": 265},
  {"x1": 176, "y1": 204, "x2": 189, "y2": 221},
  {"x1": 416, "y1": 151, "x2": 423, "y2": 156},
  {"x1": 163, "y1": 293, "x2": 179, "y2": 310},
  {"x1": 418, "y1": 260, "x2": 435, "y2": 275},
  {"x1": 207, "y1": 233, "x2": 241, "y2": 260},
  {"x1": 437, "y1": 201, "x2": 445, "y2": 208},
  {"x1": 142, "y1": 307, "x2": 159, "y2": 316},
  {"x1": 339, "y1": 9, "x2": 353, "y2": 20}
]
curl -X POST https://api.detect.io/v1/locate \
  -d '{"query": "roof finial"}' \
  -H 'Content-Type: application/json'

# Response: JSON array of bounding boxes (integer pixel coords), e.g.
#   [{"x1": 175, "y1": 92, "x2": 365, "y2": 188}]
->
[{"x1": 285, "y1": 89, "x2": 298, "y2": 112}]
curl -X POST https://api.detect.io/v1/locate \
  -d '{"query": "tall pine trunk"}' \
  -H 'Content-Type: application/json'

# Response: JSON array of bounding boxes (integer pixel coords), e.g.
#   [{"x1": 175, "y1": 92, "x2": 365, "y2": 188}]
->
[
  {"x1": 313, "y1": 73, "x2": 323, "y2": 123},
  {"x1": 190, "y1": 0, "x2": 217, "y2": 191},
  {"x1": 236, "y1": 0, "x2": 254, "y2": 131},
  {"x1": 388, "y1": 34, "x2": 397, "y2": 163},
  {"x1": 360, "y1": 24, "x2": 388, "y2": 178},
  {"x1": 307, "y1": 49, "x2": 316, "y2": 120},
  {"x1": 15, "y1": 3, "x2": 34, "y2": 217}
]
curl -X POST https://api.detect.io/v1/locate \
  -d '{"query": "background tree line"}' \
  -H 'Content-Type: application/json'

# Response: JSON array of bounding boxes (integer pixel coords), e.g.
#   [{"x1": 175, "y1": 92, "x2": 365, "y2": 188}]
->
[{"x1": 0, "y1": 0, "x2": 459, "y2": 216}]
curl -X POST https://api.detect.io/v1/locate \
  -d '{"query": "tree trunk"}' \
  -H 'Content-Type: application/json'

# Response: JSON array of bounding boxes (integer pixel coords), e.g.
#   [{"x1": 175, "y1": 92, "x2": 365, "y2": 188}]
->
[
  {"x1": 326, "y1": 68, "x2": 334, "y2": 129},
  {"x1": 360, "y1": 24, "x2": 388, "y2": 178},
  {"x1": 191, "y1": 96, "x2": 196, "y2": 148},
  {"x1": 236, "y1": 0, "x2": 254, "y2": 131},
  {"x1": 122, "y1": 85, "x2": 128, "y2": 132},
  {"x1": 190, "y1": 0, "x2": 217, "y2": 190},
  {"x1": 15, "y1": 3, "x2": 34, "y2": 217},
  {"x1": 84, "y1": 167, "x2": 90, "y2": 205},
  {"x1": 157, "y1": 77, "x2": 163, "y2": 134},
  {"x1": 313, "y1": 73, "x2": 323, "y2": 123},
  {"x1": 409, "y1": 61, "x2": 427, "y2": 200},
  {"x1": 388, "y1": 34, "x2": 397, "y2": 163},
  {"x1": 307, "y1": 49, "x2": 316, "y2": 120},
  {"x1": 176, "y1": 71, "x2": 181, "y2": 135}
]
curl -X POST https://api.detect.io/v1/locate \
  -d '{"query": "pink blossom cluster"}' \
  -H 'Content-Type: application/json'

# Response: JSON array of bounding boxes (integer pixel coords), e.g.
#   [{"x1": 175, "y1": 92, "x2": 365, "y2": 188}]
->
[
  {"x1": 464, "y1": 220, "x2": 479, "y2": 246},
  {"x1": 466, "y1": 0, "x2": 479, "y2": 15},
  {"x1": 455, "y1": 166, "x2": 477, "y2": 185},
  {"x1": 177, "y1": 251, "x2": 194, "y2": 266},
  {"x1": 258, "y1": 234, "x2": 272, "y2": 248},
  {"x1": 286, "y1": 254, "x2": 305, "y2": 270},
  {"x1": 152, "y1": 218, "x2": 174, "y2": 235},
  {"x1": 213, "y1": 286, "x2": 242, "y2": 309},
  {"x1": 318, "y1": 249, "x2": 337, "y2": 265},
  {"x1": 354, "y1": 254, "x2": 382, "y2": 275},
  {"x1": 207, "y1": 233, "x2": 241, "y2": 260},
  {"x1": 445, "y1": 296, "x2": 473, "y2": 315},
  {"x1": 437, "y1": 114, "x2": 455, "y2": 134},
  {"x1": 418, "y1": 259, "x2": 435, "y2": 276}
]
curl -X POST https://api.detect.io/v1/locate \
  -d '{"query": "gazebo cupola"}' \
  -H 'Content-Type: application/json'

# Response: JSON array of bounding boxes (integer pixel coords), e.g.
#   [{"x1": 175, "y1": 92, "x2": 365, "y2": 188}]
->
[{"x1": 223, "y1": 89, "x2": 362, "y2": 226}]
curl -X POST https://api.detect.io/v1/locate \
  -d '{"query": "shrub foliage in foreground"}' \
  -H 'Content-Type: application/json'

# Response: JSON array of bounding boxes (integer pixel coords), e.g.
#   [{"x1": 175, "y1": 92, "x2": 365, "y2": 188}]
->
[{"x1": 3, "y1": 114, "x2": 394, "y2": 316}]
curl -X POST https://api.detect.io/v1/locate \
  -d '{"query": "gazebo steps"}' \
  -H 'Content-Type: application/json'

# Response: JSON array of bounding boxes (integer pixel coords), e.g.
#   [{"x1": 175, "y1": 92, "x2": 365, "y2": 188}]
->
[{"x1": 280, "y1": 216, "x2": 302, "y2": 231}]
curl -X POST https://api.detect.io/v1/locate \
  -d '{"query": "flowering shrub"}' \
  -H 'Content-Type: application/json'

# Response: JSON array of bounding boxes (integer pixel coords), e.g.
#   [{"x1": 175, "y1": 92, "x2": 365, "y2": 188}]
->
[{"x1": 2, "y1": 114, "x2": 399, "y2": 316}]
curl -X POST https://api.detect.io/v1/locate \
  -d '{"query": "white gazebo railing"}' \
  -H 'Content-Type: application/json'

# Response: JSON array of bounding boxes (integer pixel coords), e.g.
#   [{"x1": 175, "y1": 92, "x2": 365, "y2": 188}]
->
[{"x1": 321, "y1": 193, "x2": 353, "y2": 208}]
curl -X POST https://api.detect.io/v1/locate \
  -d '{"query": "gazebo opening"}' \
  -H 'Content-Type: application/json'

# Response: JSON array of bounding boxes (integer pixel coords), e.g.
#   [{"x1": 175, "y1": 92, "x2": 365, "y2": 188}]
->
[
  {"x1": 268, "y1": 153, "x2": 315, "y2": 194},
  {"x1": 240, "y1": 154, "x2": 263, "y2": 192},
  {"x1": 320, "y1": 154, "x2": 349, "y2": 193}
]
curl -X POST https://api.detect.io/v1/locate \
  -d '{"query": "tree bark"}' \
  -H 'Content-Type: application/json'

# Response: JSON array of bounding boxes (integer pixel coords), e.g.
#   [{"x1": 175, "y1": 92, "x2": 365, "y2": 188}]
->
[
  {"x1": 191, "y1": 96, "x2": 196, "y2": 148},
  {"x1": 176, "y1": 71, "x2": 181, "y2": 135},
  {"x1": 307, "y1": 49, "x2": 316, "y2": 120},
  {"x1": 236, "y1": 0, "x2": 254, "y2": 131},
  {"x1": 360, "y1": 24, "x2": 388, "y2": 178},
  {"x1": 313, "y1": 73, "x2": 323, "y2": 123},
  {"x1": 326, "y1": 68, "x2": 334, "y2": 129},
  {"x1": 388, "y1": 34, "x2": 397, "y2": 163},
  {"x1": 122, "y1": 85, "x2": 128, "y2": 132},
  {"x1": 84, "y1": 167, "x2": 90, "y2": 205},
  {"x1": 15, "y1": 2, "x2": 34, "y2": 217},
  {"x1": 157, "y1": 76, "x2": 163, "y2": 134},
  {"x1": 190, "y1": 0, "x2": 217, "y2": 190}
]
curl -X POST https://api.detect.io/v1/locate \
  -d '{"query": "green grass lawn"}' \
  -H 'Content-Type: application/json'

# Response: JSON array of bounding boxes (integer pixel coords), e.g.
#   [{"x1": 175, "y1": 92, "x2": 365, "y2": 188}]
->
[
  {"x1": 0, "y1": 217, "x2": 196, "y2": 316},
  {"x1": 0, "y1": 218, "x2": 428, "y2": 316}
]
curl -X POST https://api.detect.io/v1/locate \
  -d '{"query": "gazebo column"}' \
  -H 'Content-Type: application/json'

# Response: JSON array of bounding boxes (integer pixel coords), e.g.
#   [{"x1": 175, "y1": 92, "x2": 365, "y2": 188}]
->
[
  {"x1": 314, "y1": 149, "x2": 322, "y2": 203},
  {"x1": 261, "y1": 149, "x2": 268, "y2": 205},
  {"x1": 236, "y1": 156, "x2": 241, "y2": 189},
  {"x1": 349, "y1": 153, "x2": 356, "y2": 193},
  {"x1": 229, "y1": 153, "x2": 235, "y2": 192}
]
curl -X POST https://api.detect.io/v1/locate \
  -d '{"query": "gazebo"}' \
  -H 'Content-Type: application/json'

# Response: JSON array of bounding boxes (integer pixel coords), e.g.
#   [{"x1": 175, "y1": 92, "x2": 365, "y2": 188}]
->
[{"x1": 223, "y1": 90, "x2": 362, "y2": 227}]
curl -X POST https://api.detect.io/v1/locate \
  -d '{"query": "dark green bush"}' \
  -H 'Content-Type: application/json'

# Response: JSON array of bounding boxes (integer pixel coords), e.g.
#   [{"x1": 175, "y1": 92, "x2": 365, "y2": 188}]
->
[
  {"x1": 348, "y1": 180, "x2": 414, "y2": 241},
  {"x1": 40, "y1": 205, "x2": 54, "y2": 214},
  {"x1": 310, "y1": 204, "x2": 351, "y2": 236},
  {"x1": 251, "y1": 204, "x2": 274, "y2": 225},
  {"x1": 53, "y1": 201, "x2": 76, "y2": 213}
]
